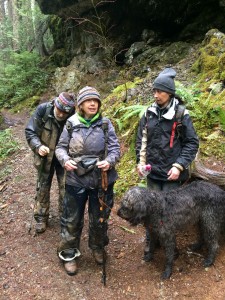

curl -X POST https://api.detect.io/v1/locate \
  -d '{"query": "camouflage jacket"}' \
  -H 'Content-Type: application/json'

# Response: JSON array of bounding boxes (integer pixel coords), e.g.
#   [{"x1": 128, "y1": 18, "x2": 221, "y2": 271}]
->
[{"x1": 25, "y1": 101, "x2": 74, "y2": 171}]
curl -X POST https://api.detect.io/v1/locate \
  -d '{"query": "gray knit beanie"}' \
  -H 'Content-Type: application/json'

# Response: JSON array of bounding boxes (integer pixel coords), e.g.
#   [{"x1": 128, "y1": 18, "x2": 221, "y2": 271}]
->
[
  {"x1": 153, "y1": 68, "x2": 176, "y2": 95},
  {"x1": 77, "y1": 86, "x2": 101, "y2": 106}
]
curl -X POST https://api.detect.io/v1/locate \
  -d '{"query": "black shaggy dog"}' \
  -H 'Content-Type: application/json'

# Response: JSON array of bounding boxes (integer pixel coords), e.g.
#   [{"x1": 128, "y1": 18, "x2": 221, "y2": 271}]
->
[{"x1": 117, "y1": 180, "x2": 225, "y2": 279}]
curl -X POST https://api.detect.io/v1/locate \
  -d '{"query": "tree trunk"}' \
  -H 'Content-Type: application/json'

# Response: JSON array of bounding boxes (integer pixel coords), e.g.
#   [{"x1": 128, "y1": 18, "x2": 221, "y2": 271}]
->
[
  {"x1": 191, "y1": 155, "x2": 225, "y2": 189},
  {"x1": 35, "y1": 17, "x2": 50, "y2": 56},
  {"x1": 0, "y1": 0, "x2": 6, "y2": 49},
  {"x1": 21, "y1": 0, "x2": 36, "y2": 51},
  {"x1": 8, "y1": 0, "x2": 19, "y2": 51}
]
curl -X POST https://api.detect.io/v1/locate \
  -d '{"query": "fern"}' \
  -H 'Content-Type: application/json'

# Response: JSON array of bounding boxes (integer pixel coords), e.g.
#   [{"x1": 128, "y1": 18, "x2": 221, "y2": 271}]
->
[{"x1": 119, "y1": 105, "x2": 148, "y2": 120}]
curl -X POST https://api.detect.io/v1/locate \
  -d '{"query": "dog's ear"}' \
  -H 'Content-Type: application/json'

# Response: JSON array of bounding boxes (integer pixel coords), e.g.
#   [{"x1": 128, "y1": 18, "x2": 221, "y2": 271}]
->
[
  {"x1": 130, "y1": 187, "x2": 147, "y2": 215},
  {"x1": 123, "y1": 189, "x2": 134, "y2": 207}
]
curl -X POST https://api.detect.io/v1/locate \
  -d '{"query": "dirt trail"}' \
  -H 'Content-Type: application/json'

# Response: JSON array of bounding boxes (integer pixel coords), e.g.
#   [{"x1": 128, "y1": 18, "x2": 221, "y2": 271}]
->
[{"x1": 1, "y1": 113, "x2": 225, "y2": 300}]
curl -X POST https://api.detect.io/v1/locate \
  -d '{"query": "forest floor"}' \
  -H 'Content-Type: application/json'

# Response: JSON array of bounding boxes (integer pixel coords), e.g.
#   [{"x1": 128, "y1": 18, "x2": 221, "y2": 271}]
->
[{"x1": 1, "y1": 111, "x2": 225, "y2": 300}]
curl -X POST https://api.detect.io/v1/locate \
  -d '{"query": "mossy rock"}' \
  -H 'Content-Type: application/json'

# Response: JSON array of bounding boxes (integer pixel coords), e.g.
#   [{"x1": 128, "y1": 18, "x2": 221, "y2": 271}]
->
[
  {"x1": 193, "y1": 29, "x2": 225, "y2": 77},
  {"x1": 12, "y1": 96, "x2": 40, "y2": 113}
]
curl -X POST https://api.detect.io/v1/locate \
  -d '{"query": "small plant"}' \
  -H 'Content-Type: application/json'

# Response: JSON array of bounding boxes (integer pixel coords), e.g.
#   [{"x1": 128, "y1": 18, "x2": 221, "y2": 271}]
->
[{"x1": 0, "y1": 128, "x2": 19, "y2": 159}]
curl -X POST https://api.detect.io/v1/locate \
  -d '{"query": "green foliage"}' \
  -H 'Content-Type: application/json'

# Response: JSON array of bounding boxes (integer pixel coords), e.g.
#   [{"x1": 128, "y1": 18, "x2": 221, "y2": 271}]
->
[
  {"x1": 112, "y1": 78, "x2": 143, "y2": 94},
  {"x1": 218, "y1": 107, "x2": 225, "y2": 132},
  {"x1": 114, "y1": 149, "x2": 138, "y2": 197},
  {"x1": 0, "y1": 51, "x2": 49, "y2": 108},
  {"x1": 175, "y1": 81, "x2": 200, "y2": 104},
  {"x1": 0, "y1": 129, "x2": 19, "y2": 159},
  {"x1": 114, "y1": 104, "x2": 148, "y2": 131}
]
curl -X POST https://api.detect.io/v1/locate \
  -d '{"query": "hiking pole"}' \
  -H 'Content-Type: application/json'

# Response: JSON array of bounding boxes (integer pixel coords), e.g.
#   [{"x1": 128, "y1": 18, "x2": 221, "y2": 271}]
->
[
  {"x1": 100, "y1": 119, "x2": 109, "y2": 286},
  {"x1": 98, "y1": 168, "x2": 108, "y2": 286}
]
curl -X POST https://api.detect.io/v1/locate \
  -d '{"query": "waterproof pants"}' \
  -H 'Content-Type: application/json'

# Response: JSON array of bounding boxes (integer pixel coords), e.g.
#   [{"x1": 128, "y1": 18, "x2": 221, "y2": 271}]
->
[
  {"x1": 34, "y1": 156, "x2": 65, "y2": 222},
  {"x1": 58, "y1": 183, "x2": 114, "y2": 255}
]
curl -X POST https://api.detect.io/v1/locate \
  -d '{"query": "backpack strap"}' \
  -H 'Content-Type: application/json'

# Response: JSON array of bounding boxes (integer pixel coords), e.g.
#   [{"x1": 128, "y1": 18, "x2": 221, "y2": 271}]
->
[
  {"x1": 170, "y1": 104, "x2": 185, "y2": 148},
  {"x1": 66, "y1": 120, "x2": 73, "y2": 139},
  {"x1": 41, "y1": 101, "x2": 54, "y2": 124},
  {"x1": 175, "y1": 104, "x2": 185, "y2": 124},
  {"x1": 102, "y1": 117, "x2": 109, "y2": 159}
]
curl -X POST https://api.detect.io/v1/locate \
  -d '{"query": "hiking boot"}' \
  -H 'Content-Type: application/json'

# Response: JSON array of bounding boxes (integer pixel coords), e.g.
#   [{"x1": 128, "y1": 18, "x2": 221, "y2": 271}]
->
[
  {"x1": 92, "y1": 249, "x2": 104, "y2": 265},
  {"x1": 63, "y1": 260, "x2": 78, "y2": 276},
  {"x1": 35, "y1": 221, "x2": 47, "y2": 233}
]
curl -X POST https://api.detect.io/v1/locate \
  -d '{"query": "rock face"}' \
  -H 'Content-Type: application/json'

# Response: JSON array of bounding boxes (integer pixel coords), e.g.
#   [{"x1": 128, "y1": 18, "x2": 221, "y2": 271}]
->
[{"x1": 36, "y1": 0, "x2": 225, "y2": 66}]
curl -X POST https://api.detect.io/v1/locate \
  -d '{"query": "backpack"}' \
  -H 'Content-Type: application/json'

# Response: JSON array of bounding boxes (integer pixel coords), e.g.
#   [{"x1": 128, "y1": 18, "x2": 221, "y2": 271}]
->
[
  {"x1": 66, "y1": 117, "x2": 109, "y2": 158},
  {"x1": 66, "y1": 117, "x2": 109, "y2": 139},
  {"x1": 41, "y1": 101, "x2": 54, "y2": 124}
]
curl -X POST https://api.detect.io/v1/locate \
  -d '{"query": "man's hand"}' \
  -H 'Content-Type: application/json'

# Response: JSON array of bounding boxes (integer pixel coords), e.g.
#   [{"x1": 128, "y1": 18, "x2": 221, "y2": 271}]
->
[
  {"x1": 38, "y1": 145, "x2": 50, "y2": 156},
  {"x1": 64, "y1": 160, "x2": 77, "y2": 171}
]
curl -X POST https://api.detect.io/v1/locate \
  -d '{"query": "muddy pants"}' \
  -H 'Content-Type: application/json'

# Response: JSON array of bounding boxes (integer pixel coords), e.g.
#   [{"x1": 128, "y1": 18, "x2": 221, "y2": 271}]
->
[
  {"x1": 58, "y1": 183, "x2": 114, "y2": 255},
  {"x1": 34, "y1": 156, "x2": 65, "y2": 222}
]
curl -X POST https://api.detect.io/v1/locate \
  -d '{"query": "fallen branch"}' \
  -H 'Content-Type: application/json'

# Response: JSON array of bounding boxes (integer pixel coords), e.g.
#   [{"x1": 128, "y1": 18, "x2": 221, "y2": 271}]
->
[
  {"x1": 0, "y1": 182, "x2": 7, "y2": 192},
  {"x1": 0, "y1": 203, "x2": 8, "y2": 210},
  {"x1": 186, "y1": 250, "x2": 204, "y2": 258},
  {"x1": 118, "y1": 225, "x2": 135, "y2": 234}
]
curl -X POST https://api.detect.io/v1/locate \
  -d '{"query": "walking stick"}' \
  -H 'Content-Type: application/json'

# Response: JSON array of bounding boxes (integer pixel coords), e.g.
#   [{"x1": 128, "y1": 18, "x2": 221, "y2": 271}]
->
[
  {"x1": 98, "y1": 168, "x2": 108, "y2": 286},
  {"x1": 98, "y1": 119, "x2": 109, "y2": 285}
]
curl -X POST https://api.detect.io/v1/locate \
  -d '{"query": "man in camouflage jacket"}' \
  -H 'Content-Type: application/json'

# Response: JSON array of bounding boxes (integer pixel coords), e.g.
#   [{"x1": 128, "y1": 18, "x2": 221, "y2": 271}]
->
[{"x1": 25, "y1": 92, "x2": 75, "y2": 233}]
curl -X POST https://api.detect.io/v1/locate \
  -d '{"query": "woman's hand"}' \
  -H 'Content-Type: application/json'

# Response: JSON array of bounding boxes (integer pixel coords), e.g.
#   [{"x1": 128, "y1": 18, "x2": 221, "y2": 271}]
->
[
  {"x1": 64, "y1": 160, "x2": 77, "y2": 171},
  {"x1": 167, "y1": 167, "x2": 180, "y2": 180},
  {"x1": 137, "y1": 164, "x2": 144, "y2": 177},
  {"x1": 97, "y1": 160, "x2": 110, "y2": 171}
]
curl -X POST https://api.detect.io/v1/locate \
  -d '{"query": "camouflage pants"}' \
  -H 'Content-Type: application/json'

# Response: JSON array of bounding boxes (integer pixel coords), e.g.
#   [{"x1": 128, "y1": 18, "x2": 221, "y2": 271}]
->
[
  {"x1": 34, "y1": 157, "x2": 65, "y2": 222},
  {"x1": 58, "y1": 183, "x2": 114, "y2": 255}
]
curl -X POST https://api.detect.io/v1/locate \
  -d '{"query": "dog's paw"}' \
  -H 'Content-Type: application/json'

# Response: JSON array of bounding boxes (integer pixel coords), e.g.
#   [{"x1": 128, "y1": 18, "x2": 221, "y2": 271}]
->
[
  {"x1": 143, "y1": 251, "x2": 154, "y2": 262},
  {"x1": 203, "y1": 258, "x2": 214, "y2": 268},
  {"x1": 161, "y1": 269, "x2": 172, "y2": 280}
]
